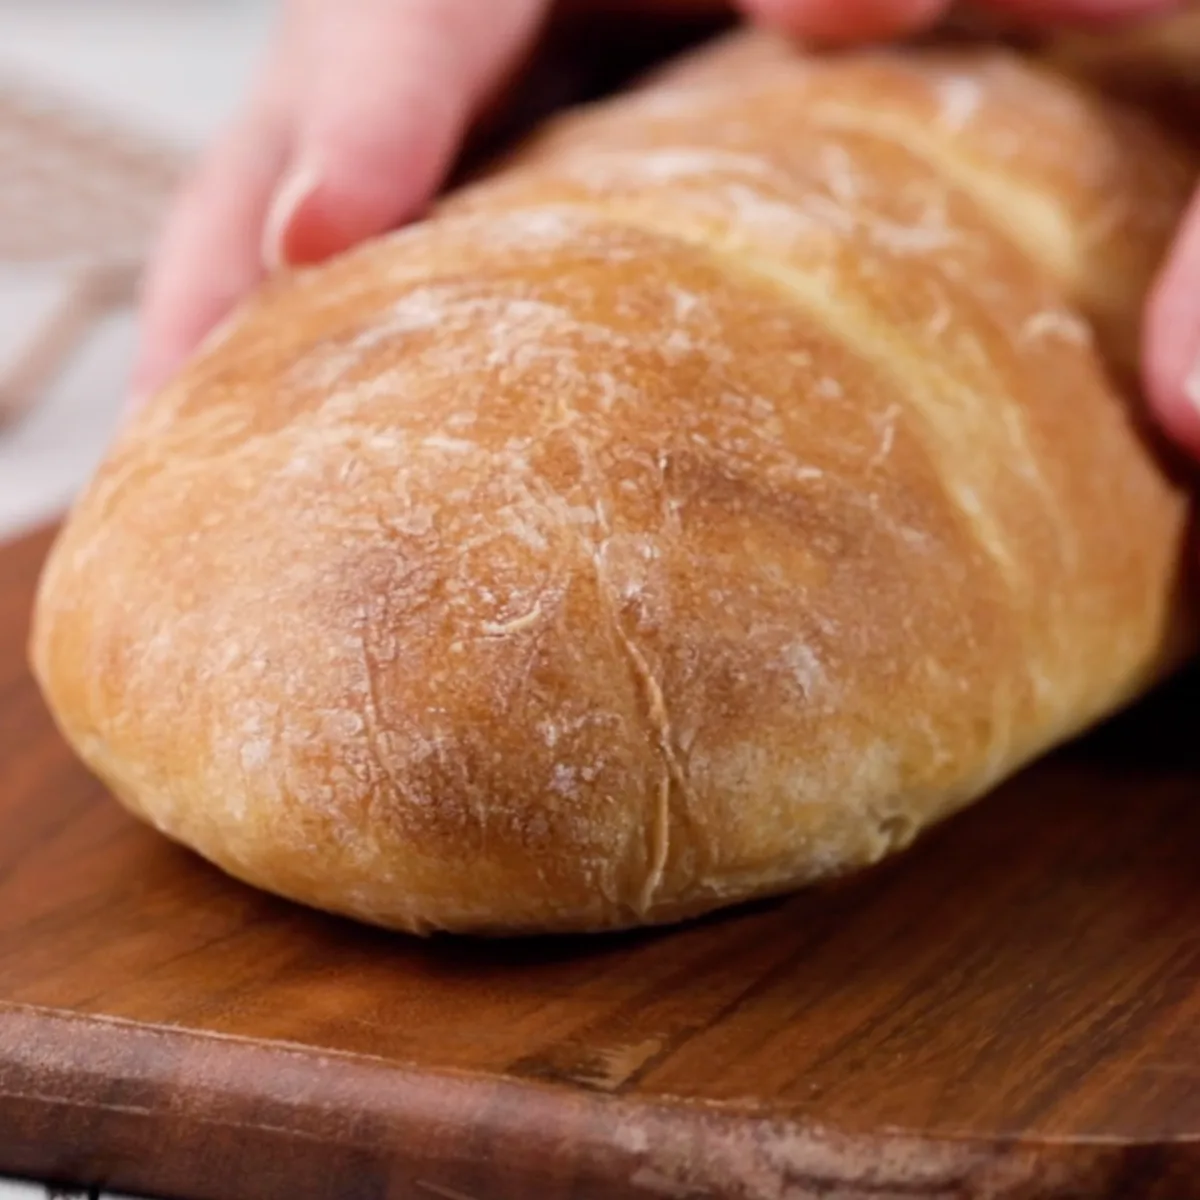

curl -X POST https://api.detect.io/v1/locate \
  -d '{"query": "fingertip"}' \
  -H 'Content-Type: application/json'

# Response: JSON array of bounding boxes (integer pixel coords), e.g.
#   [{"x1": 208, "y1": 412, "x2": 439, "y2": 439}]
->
[
  {"x1": 1144, "y1": 196, "x2": 1200, "y2": 461},
  {"x1": 126, "y1": 327, "x2": 199, "y2": 420},
  {"x1": 739, "y1": 0, "x2": 950, "y2": 43},
  {"x1": 127, "y1": 300, "x2": 197, "y2": 417},
  {"x1": 265, "y1": 0, "x2": 548, "y2": 272},
  {"x1": 262, "y1": 120, "x2": 447, "y2": 271},
  {"x1": 120, "y1": 381, "x2": 155, "y2": 429}
]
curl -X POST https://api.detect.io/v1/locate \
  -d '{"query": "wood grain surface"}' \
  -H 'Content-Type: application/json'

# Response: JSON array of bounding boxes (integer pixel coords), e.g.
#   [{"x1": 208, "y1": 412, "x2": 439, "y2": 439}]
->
[{"x1": 0, "y1": 524, "x2": 1198, "y2": 1199}]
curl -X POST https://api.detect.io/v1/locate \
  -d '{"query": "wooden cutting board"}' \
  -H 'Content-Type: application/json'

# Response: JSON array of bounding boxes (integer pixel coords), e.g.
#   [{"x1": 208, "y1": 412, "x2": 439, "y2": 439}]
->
[{"x1": 0, "y1": 525, "x2": 1197, "y2": 1200}]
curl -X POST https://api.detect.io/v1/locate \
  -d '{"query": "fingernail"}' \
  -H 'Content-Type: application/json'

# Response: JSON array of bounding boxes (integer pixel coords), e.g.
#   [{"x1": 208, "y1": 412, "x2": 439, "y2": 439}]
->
[
  {"x1": 261, "y1": 159, "x2": 322, "y2": 273},
  {"x1": 1183, "y1": 353, "x2": 1200, "y2": 414}
]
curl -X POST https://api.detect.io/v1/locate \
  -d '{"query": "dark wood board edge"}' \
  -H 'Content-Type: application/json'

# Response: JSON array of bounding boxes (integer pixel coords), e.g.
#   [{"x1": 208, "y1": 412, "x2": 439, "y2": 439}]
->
[{"x1": 2, "y1": 1002, "x2": 1197, "y2": 1200}]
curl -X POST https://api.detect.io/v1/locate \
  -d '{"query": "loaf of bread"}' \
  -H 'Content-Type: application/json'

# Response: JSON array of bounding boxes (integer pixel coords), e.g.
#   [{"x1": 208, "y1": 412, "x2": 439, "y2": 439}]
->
[{"x1": 31, "y1": 29, "x2": 1199, "y2": 934}]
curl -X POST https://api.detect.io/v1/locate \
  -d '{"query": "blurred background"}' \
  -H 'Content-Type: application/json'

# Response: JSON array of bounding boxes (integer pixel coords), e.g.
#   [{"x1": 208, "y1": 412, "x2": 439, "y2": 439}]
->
[{"x1": 0, "y1": 0, "x2": 274, "y2": 543}]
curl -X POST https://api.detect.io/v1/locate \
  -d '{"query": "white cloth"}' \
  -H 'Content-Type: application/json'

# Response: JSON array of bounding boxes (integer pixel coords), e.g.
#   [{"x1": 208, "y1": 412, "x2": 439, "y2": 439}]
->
[
  {"x1": 0, "y1": 1185, "x2": 139, "y2": 1200},
  {"x1": 0, "y1": 1183, "x2": 57, "y2": 1199},
  {"x1": 0, "y1": 1183, "x2": 137, "y2": 1200},
  {"x1": 0, "y1": 0, "x2": 274, "y2": 543}
]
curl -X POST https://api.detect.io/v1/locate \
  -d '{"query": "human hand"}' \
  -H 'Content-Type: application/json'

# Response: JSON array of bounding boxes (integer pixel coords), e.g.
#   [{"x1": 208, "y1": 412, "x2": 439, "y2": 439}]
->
[{"x1": 131, "y1": 0, "x2": 1195, "y2": 458}]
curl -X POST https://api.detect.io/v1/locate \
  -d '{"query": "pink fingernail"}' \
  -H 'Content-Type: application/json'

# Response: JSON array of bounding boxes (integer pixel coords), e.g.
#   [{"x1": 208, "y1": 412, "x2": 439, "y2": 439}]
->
[
  {"x1": 261, "y1": 159, "x2": 322, "y2": 273},
  {"x1": 1184, "y1": 353, "x2": 1200, "y2": 415}
]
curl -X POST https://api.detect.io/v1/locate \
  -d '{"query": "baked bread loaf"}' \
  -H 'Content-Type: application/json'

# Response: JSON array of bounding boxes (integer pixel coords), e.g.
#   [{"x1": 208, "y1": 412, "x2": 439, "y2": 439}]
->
[{"x1": 31, "y1": 29, "x2": 1199, "y2": 934}]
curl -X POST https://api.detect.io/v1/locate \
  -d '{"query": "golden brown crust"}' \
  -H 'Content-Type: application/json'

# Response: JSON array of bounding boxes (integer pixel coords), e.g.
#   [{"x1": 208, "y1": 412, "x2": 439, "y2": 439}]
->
[{"x1": 30, "y1": 32, "x2": 1198, "y2": 934}]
